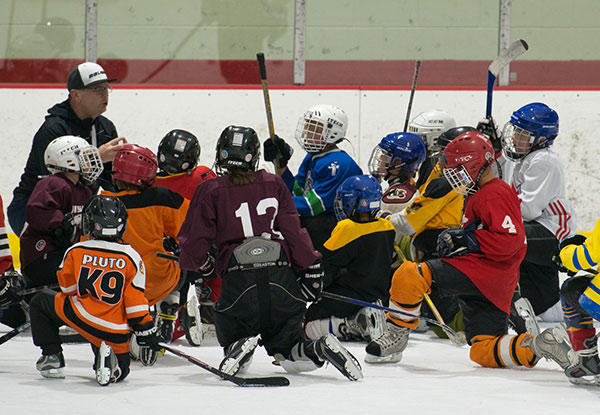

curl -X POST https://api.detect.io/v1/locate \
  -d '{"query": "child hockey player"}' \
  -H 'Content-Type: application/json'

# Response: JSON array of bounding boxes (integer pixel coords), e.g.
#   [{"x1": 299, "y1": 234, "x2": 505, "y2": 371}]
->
[
  {"x1": 366, "y1": 131, "x2": 577, "y2": 373},
  {"x1": 29, "y1": 195, "x2": 161, "y2": 385},
  {"x1": 263, "y1": 104, "x2": 363, "y2": 252},
  {"x1": 178, "y1": 125, "x2": 362, "y2": 381},
  {"x1": 303, "y1": 175, "x2": 396, "y2": 344},
  {"x1": 101, "y1": 144, "x2": 189, "y2": 344},
  {"x1": 20, "y1": 135, "x2": 103, "y2": 288},
  {"x1": 154, "y1": 129, "x2": 217, "y2": 346}
]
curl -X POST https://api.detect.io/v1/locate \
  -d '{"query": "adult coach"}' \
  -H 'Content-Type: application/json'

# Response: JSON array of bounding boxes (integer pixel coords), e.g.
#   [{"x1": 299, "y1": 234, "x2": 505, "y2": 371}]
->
[{"x1": 7, "y1": 61, "x2": 126, "y2": 235}]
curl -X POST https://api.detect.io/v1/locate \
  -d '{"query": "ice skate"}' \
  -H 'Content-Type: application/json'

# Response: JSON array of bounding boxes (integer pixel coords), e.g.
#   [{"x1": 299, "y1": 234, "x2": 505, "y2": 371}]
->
[
  {"x1": 181, "y1": 294, "x2": 203, "y2": 346},
  {"x1": 365, "y1": 322, "x2": 409, "y2": 364},
  {"x1": 219, "y1": 335, "x2": 260, "y2": 376},
  {"x1": 95, "y1": 341, "x2": 121, "y2": 386},
  {"x1": 565, "y1": 335, "x2": 600, "y2": 386},
  {"x1": 514, "y1": 297, "x2": 540, "y2": 336},
  {"x1": 36, "y1": 352, "x2": 65, "y2": 379},
  {"x1": 314, "y1": 333, "x2": 363, "y2": 381},
  {"x1": 341, "y1": 304, "x2": 387, "y2": 341},
  {"x1": 531, "y1": 326, "x2": 578, "y2": 370},
  {"x1": 157, "y1": 302, "x2": 179, "y2": 343}
]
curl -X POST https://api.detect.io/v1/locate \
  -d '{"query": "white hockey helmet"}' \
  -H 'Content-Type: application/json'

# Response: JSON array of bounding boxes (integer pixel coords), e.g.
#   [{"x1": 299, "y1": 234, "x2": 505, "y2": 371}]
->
[
  {"x1": 408, "y1": 110, "x2": 456, "y2": 151},
  {"x1": 295, "y1": 104, "x2": 348, "y2": 153},
  {"x1": 44, "y1": 135, "x2": 104, "y2": 184}
]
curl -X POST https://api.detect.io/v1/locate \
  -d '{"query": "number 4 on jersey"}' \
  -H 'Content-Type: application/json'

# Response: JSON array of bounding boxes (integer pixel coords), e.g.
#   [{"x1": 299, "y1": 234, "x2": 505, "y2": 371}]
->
[{"x1": 502, "y1": 215, "x2": 517, "y2": 234}]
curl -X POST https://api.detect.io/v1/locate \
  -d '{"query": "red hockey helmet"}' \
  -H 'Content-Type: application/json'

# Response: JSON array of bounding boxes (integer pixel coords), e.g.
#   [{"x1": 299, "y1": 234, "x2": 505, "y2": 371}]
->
[
  {"x1": 112, "y1": 144, "x2": 158, "y2": 188},
  {"x1": 441, "y1": 131, "x2": 495, "y2": 195}
]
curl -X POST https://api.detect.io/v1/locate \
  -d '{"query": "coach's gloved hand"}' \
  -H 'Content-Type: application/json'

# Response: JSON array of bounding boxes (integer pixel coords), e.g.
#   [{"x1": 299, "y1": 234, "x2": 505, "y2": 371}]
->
[
  {"x1": 263, "y1": 135, "x2": 293, "y2": 167},
  {"x1": 437, "y1": 220, "x2": 481, "y2": 258},
  {"x1": 299, "y1": 260, "x2": 324, "y2": 302},
  {"x1": 0, "y1": 269, "x2": 22, "y2": 310},
  {"x1": 54, "y1": 213, "x2": 76, "y2": 248},
  {"x1": 476, "y1": 117, "x2": 502, "y2": 154},
  {"x1": 135, "y1": 323, "x2": 161, "y2": 366}
]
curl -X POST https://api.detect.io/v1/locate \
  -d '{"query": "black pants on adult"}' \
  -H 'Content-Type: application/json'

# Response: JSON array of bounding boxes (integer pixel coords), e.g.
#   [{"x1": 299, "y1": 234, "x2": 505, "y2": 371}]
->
[
  {"x1": 519, "y1": 221, "x2": 559, "y2": 315},
  {"x1": 214, "y1": 265, "x2": 307, "y2": 358},
  {"x1": 29, "y1": 292, "x2": 130, "y2": 380}
]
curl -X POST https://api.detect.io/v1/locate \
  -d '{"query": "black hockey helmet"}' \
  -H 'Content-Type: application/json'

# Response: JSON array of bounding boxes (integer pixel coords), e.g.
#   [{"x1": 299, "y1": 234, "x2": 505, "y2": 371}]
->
[
  {"x1": 157, "y1": 129, "x2": 200, "y2": 174},
  {"x1": 436, "y1": 126, "x2": 477, "y2": 150},
  {"x1": 82, "y1": 195, "x2": 128, "y2": 242},
  {"x1": 215, "y1": 125, "x2": 261, "y2": 173}
]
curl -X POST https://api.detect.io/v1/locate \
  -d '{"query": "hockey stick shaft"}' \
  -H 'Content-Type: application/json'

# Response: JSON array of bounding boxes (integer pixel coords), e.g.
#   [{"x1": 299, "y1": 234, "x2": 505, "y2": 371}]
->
[
  {"x1": 257, "y1": 52, "x2": 281, "y2": 171},
  {"x1": 17, "y1": 283, "x2": 59, "y2": 297},
  {"x1": 422, "y1": 292, "x2": 464, "y2": 344},
  {"x1": 403, "y1": 60, "x2": 422, "y2": 132},
  {"x1": 0, "y1": 320, "x2": 31, "y2": 346},
  {"x1": 161, "y1": 343, "x2": 289, "y2": 387},
  {"x1": 485, "y1": 39, "x2": 528, "y2": 118},
  {"x1": 321, "y1": 291, "x2": 461, "y2": 340}
]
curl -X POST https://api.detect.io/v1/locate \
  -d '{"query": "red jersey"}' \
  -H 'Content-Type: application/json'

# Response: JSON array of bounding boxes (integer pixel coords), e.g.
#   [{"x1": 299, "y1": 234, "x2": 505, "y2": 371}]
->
[
  {"x1": 178, "y1": 169, "x2": 320, "y2": 276},
  {"x1": 0, "y1": 196, "x2": 12, "y2": 274},
  {"x1": 155, "y1": 166, "x2": 216, "y2": 200},
  {"x1": 54, "y1": 239, "x2": 152, "y2": 354},
  {"x1": 443, "y1": 178, "x2": 526, "y2": 314}
]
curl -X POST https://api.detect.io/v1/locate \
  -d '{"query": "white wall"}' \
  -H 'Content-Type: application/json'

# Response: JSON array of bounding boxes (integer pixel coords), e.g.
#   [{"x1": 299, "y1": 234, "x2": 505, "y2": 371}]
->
[{"x1": 2, "y1": 87, "x2": 598, "y2": 232}]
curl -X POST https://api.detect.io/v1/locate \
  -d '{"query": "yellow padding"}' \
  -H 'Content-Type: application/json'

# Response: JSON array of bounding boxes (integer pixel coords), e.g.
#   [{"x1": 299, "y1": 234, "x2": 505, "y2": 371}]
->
[{"x1": 7, "y1": 233, "x2": 20, "y2": 269}]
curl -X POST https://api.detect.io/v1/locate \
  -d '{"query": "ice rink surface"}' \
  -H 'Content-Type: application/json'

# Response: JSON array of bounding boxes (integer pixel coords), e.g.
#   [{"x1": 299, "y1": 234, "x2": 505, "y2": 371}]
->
[{"x1": 1, "y1": 322, "x2": 598, "y2": 415}]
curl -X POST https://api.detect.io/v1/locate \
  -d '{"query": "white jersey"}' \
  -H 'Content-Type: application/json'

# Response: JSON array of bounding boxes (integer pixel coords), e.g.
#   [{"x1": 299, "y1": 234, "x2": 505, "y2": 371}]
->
[{"x1": 502, "y1": 148, "x2": 576, "y2": 241}]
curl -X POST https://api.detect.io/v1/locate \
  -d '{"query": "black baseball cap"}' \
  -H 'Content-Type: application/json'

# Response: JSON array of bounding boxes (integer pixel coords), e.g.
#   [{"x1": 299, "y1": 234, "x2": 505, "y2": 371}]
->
[{"x1": 67, "y1": 62, "x2": 117, "y2": 91}]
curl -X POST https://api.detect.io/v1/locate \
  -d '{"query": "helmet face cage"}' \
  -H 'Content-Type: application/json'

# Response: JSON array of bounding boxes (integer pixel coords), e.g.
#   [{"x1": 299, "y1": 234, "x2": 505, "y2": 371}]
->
[
  {"x1": 82, "y1": 195, "x2": 128, "y2": 241},
  {"x1": 44, "y1": 136, "x2": 103, "y2": 184},
  {"x1": 369, "y1": 133, "x2": 426, "y2": 180},
  {"x1": 112, "y1": 145, "x2": 158, "y2": 188},
  {"x1": 158, "y1": 130, "x2": 200, "y2": 174},
  {"x1": 294, "y1": 105, "x2": 348, "y2": 153},
  {"x1": 215, "y1": 126, "x2": 260, "y2": 174},
  {"x1": 443, "y1": 163, "x2": 477, "y2": 196},
  {"x1": 500, "y1": 123, "x2": 536, "y2": 161},
  {"x1": 367, "y1": 146, "x2": 392, "y2": 180},
  {"x1": 334, "y1": 175, "x2": 382, "y2": 221}
]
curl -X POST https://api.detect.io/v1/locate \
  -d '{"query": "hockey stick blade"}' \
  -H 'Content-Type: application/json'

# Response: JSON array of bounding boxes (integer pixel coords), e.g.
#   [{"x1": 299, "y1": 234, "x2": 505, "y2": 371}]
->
[
  {"x1": 161, "y1": 344, "x2": 290, "y2": 387},
  {"x1": 486, "y1": 39, "x2": 528, "y2": 118},
  {"x1": 0, "y1": 320, "x2": 31, "y2": 346},
  {"x1": 322, "y1": 291, "x2": 465, "y2": 344}
]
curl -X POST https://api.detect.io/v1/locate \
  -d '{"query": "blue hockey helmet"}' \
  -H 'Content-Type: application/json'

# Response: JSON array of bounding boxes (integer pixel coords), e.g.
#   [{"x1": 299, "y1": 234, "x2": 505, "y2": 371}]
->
[
  {"x1": 501, "y1": 102, "x2": 559, "y2": 161},
  {"x1": 368, "y1": 132, "x2": 426, "y2": 180},
  {"x1": 334, "y1": 174, "x2": 382, "y2": 221}
]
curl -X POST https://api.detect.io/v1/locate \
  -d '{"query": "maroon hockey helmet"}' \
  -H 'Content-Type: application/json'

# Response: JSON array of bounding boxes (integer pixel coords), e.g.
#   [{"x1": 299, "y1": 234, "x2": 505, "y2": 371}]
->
[
  {"x1": 441, "y1": 131, "x2": 495, "y2": 195},
  {"x1": 112, "y1": 144, "x2": 158, "y2": 188}
]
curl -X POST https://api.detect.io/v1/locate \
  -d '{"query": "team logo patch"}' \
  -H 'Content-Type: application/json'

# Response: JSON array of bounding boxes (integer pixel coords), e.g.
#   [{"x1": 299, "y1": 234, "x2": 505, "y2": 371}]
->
[
  {"x1": 360, "y1": 200, "x2": 368, "y2": 207},
  {"x1": 94, "y1": 223, "x2": 102, "y2": 231},
  {"x1": 250, "y1": 247, "x2": 265, "y2": 256},
  {"x1": 245, "y1": 154, "x2": 253, "y2": 162},
  {"x1": 35, "y1": 239, "x2": 47, "y2": 251},
  {"x1": 139, "y1": 260, "x2": 145, "y2": 274}
]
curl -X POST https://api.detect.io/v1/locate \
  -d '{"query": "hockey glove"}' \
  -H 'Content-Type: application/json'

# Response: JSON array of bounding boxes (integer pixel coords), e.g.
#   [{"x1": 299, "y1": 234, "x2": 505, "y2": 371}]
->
[
  {"x1": 263, "y1": 135, "x2": 293, "y2": 167},
  {"x1": 135, "y1": 323, "x2": 161, "y2": 366},
  {"x1": 437, "y1": 220, "x2": 481, "y2": 258},
  {"x1": 162, "y1": 236, "x2": 180, "y2": 257},
  {"x1": 0, "y1": 270, "x2": 22, "y2": 310},
  {"x1": 54, "y1": 213, "x2": 76, "y2": 248},
  {"x1": 299, "y1": 260, "x2": 324, "y2": 302},
  {"x1": 558, "y1": 234, "x2": 587, "y2": 251},
  {"x1": 476, "y1": 117, "x2": 502, "y2": 154},
  {"x1": 196, "y1": 252, "x2": 216, "y2": 280}
]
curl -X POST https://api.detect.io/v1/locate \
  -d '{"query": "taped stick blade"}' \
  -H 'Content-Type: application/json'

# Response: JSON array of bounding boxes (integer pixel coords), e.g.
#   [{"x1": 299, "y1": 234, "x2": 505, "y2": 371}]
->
[{"x1": 488, "y1": 39, "x2": 528, "y2": 76}]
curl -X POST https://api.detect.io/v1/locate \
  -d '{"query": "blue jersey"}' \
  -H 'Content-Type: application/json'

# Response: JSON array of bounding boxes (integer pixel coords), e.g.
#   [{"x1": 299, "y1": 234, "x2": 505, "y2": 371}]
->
[{"x1": 282, "y1": 148, "x2": 362, "y2": 216}]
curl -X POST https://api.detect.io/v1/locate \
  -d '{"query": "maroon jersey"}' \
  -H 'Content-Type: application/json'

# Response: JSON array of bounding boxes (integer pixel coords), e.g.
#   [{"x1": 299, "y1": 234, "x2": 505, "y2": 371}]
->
[
  {"x1": 155, "y1": 166, "x2": 216, "y2": 200},
  {"x1": 20, "y1": 175, "x2": 92, "y2": 269},
  {"x1": 443, "y1": 178, "x2": 526, "y2": 314},
  {"x1": 178, "y1": 170, "x2": 320, "y2": 276}
]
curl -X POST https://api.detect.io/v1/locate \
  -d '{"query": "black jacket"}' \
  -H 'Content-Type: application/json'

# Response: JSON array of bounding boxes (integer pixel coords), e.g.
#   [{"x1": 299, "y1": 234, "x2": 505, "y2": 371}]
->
[{"x1": 13, "y1": 99, "x2": 118, "y2": 199}]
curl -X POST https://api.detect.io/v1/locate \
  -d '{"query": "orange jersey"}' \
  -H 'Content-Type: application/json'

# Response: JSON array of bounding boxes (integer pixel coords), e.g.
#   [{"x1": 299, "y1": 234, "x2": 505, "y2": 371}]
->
[
  {"x1": 101, "y1": 187, "x2": 189, "y2": 305},
  {"x1": 54, "y1": 239, "x2": 152, "y2": 354}
]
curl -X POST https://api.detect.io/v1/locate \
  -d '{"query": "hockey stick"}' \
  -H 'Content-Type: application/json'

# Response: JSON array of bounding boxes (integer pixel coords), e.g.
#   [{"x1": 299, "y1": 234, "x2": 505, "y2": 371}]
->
[
  {"x1": 161, "y1": 343, "x2": 290, "y2": 387},
  {"x1": 485, "y1": 39, "x2": 528, "y2": 118},
  {"x1": 257, "y1": 52, "x2": 282, "y2": 170},
  {"x1": 17, "y1": 283, "x2": 59, "y2": 297},
  {"x1": 0, "y1": 320, "x2": 31, "y2": 346},
  {"x1": 403, "y1": 60, "x2": 422, "y2": 132},
  {"x1": 422, "y1": 293, "x2": 466, "y2": 345},
  {"x1": 321, "y1": 291, "x2": 464, "y2": 344}
]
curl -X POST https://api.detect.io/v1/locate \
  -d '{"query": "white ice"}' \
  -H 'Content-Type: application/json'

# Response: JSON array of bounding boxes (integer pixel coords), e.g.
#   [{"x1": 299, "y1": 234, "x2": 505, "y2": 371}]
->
[{"x1": 1, "y1": 321, "x2": 598, "y2": 415}]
